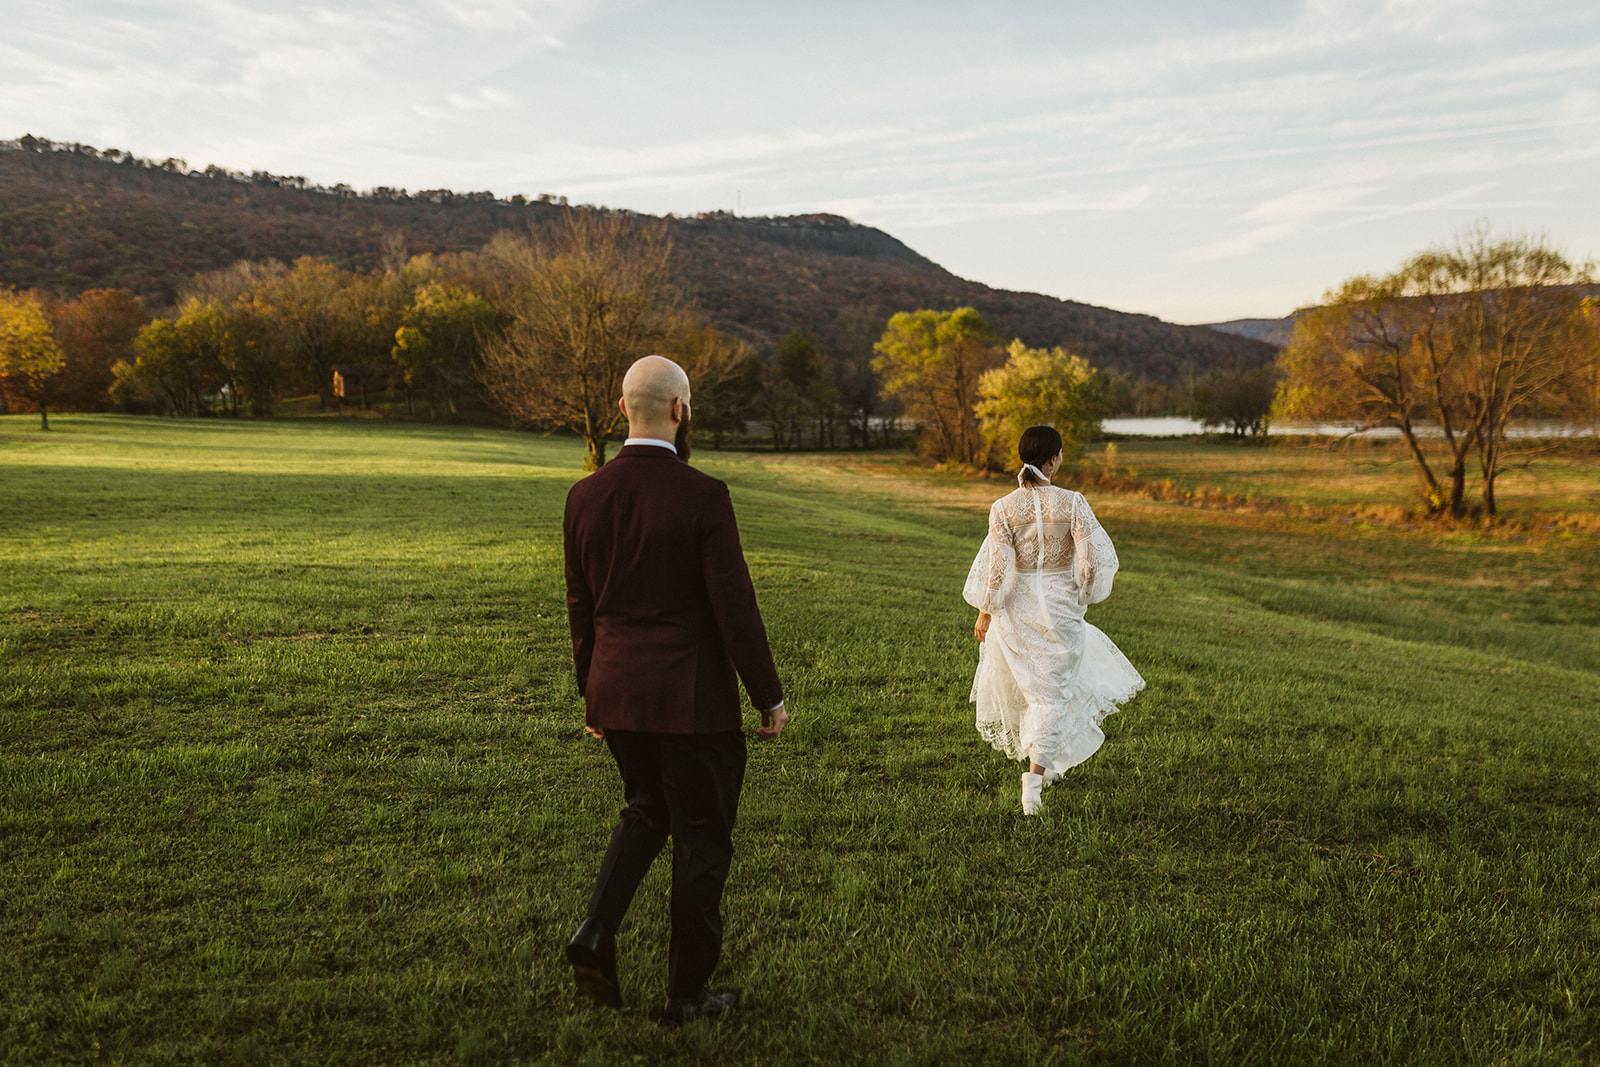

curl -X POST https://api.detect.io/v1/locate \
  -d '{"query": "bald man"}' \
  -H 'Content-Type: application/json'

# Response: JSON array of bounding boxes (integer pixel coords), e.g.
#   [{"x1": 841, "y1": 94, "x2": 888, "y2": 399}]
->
[{"x1": 562, "y1": 355, "x2": 787, "y2": 1024}]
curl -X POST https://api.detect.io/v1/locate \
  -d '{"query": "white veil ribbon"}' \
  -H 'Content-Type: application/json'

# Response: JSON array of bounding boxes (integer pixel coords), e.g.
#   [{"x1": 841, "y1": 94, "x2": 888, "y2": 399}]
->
[
  {"x1": 1015, "y1": 463, "x2": 1052, "y2": 630},
  {"x1": 1017, "y1": 462, "x2": 1048, "y2": 487}
]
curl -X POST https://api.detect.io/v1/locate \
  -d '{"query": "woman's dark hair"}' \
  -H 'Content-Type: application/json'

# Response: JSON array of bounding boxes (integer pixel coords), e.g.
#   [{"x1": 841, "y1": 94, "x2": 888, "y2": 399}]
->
[{"x1": 1018, "y1": 425, "x2": 1064, "y2": 486}]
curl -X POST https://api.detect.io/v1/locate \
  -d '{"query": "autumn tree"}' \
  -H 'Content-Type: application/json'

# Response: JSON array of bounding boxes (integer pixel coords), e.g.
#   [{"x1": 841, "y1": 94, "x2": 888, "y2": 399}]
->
[
  {"x1": 181, "y1": 260, "x2": 291, "y2": 415},
  {"x1": 0, "y1": 289, "x2": 66, "y2": 429},
  {"x1": 392, "y1": 282, "x2": 496, "y2": 418},
  {"x1": 41, "y1": 289, "x2": 146, "y2": 412},
  {"x1": 1194, "y1": 360, "x2": 1280, "y2": 439},
  {"x1": 760, "y1": 330, "x2": 840, "y2": 450},
  {"x1": 213, "y1": 298, "x2": 290, "y2": 416},
  {"x1": 1277, "y1": 229, "x2": 1593, "y2": 518},
  {"x1": 872, "y1": 307, "x2": 1002, "y2": 464},
  {"x1": 114, "y1": 286, "x2": 287, "y2": 419},
  {"x1": 667, "y1": 319, "x2": 760, "y2": 449},
  {"x1": 1565, "y1": 298, "x2": 1600, "y2": 447},
  {"x1": 262, "y1": 257, "x2": 354, "y2": 410},
  {"x1": 975, "y1": 340, "x2": 1107, "y2": 467},
  {"x1": 478, "y1": 212, "x2": 675, "y2": 468},
  {"x1": 115, "y1": 306, "x2": 229, "y2": 416},
  {"x1": 821, "y1": 305, "x2": 889, "y2": 448},
  {"x1": 1443, "y1": 236, "x2": 1595, "y2": 514},
  {"x1": 317, "y1": 257, "x2": 433, "y2": 413},
  {"x1": 1103, "y1": 368, "x2": 1187, "y2": 417},
  {"x1": 180, "y1": 259, "x2": 286, "y2": 308},
  {"x1": 1277, "y1": 274, "x2": 1457, "y2": 511}
]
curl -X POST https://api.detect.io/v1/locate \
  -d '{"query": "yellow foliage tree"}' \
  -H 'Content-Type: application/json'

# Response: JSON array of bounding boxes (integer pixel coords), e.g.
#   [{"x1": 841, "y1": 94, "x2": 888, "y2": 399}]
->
[
  {"x1": 392, "y1": 282, "x2": 496, "y2": 418},
  {"x1": 975, "y1": 339, "x2": 1107, "y2": 468},
  {"x1": 872, "y1": 307, "x2": 1000, "y2": 465},
  {"x1": 114, "y1": 310, "x2": 226, "y2": 416},
  {"x1": 1276, "y1": 229, "x2": 1592, "y2": 518},
  {"x1": 0, "y1": 289, "x2": 66, "y2": 430}
]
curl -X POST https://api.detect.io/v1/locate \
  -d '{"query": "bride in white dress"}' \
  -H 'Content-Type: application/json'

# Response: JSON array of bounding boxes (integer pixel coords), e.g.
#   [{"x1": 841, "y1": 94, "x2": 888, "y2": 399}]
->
[{"x1": 963, "y1": 425, "x2": 1144, "y2": 815}]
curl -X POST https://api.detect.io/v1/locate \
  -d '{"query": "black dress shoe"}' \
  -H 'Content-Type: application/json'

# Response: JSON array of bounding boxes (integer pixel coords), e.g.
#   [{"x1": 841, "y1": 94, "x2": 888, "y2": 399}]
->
[
  {"x1": 661, "y1": 990, "x2": 739, "y2": 1025},
  {"x1": 565, "y1": 918, "x2": 621, "y2": 1009}
]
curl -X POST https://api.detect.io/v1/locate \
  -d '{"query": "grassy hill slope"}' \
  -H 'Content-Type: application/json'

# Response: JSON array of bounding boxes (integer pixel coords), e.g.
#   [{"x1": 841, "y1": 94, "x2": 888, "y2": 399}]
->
[
  {"x1": 0, "y1": 139, "x2": 1275, "y2": 378},
  {"x1": 2, "y1": 416, "x2": 1596, "y2": 1064}
]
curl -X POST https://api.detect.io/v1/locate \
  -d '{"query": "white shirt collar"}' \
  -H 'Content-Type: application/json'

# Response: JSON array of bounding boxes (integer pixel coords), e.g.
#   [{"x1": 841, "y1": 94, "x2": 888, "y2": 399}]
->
[{"x1": 624, "y1": 436, "x2": 677, "y2": 454}]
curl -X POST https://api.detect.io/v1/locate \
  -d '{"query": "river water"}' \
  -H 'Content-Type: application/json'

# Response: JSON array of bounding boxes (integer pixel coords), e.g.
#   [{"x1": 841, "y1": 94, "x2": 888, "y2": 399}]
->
[{"x1": 1103, "y1": 417, "x2": 1599, "y2": 439}]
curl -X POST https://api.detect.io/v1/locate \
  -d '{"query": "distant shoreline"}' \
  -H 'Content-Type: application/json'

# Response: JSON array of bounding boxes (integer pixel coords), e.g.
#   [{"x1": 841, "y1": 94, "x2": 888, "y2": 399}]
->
[{"x1": 1104, "y1": 416, "x2": 1599, "y2": 439}]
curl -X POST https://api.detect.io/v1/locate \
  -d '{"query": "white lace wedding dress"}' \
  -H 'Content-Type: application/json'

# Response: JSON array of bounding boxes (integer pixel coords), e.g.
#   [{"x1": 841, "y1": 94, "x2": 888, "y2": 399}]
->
[{"x1": 963, "y1": 482, "x2": 1144, "y2": 777}]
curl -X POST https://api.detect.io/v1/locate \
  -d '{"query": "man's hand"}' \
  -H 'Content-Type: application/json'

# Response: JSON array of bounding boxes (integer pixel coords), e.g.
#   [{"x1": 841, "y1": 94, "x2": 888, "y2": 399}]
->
[
  {"x1": 756, "y1": 701, "x2": 788, "y2": 740},
  {"x1": 974, "y1": 612, "x2": 991, "y2": 642},
  {"x1": 585, "y1": 725, "x2": 605, "y2": 739}
]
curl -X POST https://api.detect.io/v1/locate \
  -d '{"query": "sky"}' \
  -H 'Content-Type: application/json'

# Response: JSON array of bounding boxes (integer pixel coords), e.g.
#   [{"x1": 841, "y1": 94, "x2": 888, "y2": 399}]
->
[{"x1": 3, "y1": 0, "x2": 1599, "y2": 323}]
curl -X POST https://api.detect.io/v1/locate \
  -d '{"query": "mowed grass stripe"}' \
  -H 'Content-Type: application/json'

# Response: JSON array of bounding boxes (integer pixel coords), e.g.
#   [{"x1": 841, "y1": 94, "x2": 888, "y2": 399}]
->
[{"x1": 2, "y1": 414, "x2": 1597, "y2": 1065}]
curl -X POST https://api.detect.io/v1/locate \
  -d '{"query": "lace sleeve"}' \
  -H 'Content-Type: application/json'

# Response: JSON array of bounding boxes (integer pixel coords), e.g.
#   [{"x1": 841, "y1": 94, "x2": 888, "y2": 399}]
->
[
  {"x1": 962, "y1": 500, "x2": 1015, "y2": 613},
  {"x1": 1072, "y1": 494, "x2": 1119, "y2": 605}
]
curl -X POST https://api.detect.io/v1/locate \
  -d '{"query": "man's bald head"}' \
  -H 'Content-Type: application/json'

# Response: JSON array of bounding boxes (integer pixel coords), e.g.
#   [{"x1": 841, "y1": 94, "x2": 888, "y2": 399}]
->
[
  {"x1": 622, "y1": 355, "x2": 691, "y2": 421},
  {"x1": 620, "y1": 355, "x2": 691, "y2": 440}
]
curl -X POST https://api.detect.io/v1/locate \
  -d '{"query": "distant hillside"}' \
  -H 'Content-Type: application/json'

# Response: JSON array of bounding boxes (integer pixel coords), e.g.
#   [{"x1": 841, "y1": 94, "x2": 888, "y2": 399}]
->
[
  {"x1": 1205, "y1": 288, "x2": 1598, "y2": 352},
  {"x1": 1205, "y1": 316, "x2": 1297, "y2": 348},
  {"x1": 0, "y1": 137, "x2": 1275, "y2": 380}
]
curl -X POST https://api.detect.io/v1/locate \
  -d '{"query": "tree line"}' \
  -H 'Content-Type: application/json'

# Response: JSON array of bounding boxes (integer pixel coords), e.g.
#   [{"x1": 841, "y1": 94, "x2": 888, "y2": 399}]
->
[
  {"x1": 0, "y1": 204, "x2": 1289, "y2": 468},
  {"x1": 0, "y1": 214, "x2": 901, "y2": 456},
  {"x1": 3, "y1": 134, "x2": 571, "y2": 208}
]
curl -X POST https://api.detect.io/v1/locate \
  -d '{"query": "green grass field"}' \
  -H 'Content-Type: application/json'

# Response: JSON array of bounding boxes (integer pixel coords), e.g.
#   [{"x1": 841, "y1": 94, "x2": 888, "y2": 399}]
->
[
  {"x1": 3, "y1": 415, "x2": 1598, "y2": 1066},
  {"x1": 1088, "y1": 436, "x2": 1600, "y2": 527}
]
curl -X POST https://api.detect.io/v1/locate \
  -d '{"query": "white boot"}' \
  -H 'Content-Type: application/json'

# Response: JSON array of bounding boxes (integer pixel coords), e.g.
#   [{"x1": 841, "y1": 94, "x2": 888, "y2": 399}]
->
[
  {"x1": 1020, "y1": 772, "x2": 1044, "y2": 816},
  {"x1": 1042, "y1": 766, "x2": 1063, "y2": 787}
]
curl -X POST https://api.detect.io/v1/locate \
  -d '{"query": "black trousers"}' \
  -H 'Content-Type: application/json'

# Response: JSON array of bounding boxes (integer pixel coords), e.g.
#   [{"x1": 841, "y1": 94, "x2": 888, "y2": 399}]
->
[{"x1": 586, "y1": 728, "x2": 747, "y2": 1000}]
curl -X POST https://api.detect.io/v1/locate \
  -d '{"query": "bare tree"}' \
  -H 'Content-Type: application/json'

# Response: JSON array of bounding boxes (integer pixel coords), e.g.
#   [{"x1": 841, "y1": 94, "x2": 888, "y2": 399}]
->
[
  {"x1": 479, "y1": 212, "x2": 676, "y2": 469},
  {"x1": 1436, "y1": 232, "x2": 1594, "y2": 514},
  {"x1": 666, "y1": 317, "x2": 758, "y2": 449},
  {"x1": 180, "y1": 259, "x2": 287, "y2": 307}
]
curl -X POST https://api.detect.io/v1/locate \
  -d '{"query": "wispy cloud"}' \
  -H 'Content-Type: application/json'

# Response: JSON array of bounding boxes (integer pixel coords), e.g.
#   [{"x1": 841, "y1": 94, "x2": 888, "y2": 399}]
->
[{"x1": 1, "y1": 0, "x2": 1596, "y2": 319}]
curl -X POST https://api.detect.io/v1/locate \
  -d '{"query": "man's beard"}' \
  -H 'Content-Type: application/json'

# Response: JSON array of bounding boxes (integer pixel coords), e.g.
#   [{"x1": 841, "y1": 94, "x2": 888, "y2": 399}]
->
[{"x1": 674, "y1": 410, "x2": 693, "y2": 461}]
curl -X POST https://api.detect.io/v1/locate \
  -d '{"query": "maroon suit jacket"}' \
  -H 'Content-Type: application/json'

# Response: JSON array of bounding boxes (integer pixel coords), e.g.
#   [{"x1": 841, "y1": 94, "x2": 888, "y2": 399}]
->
[{"x1": 563, "y1": 443, "x2": 783, "y2": 734}]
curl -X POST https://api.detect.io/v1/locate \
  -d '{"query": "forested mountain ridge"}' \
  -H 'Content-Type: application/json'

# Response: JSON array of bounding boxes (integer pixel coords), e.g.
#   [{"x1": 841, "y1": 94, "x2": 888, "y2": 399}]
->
[{"x1": 1, "y1": 137, "x2": 1275, "y2": 380}]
